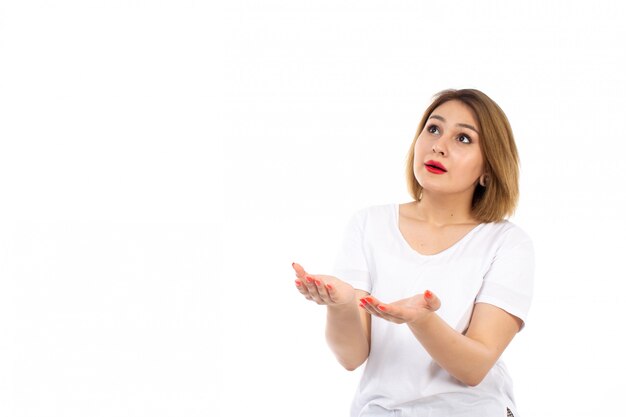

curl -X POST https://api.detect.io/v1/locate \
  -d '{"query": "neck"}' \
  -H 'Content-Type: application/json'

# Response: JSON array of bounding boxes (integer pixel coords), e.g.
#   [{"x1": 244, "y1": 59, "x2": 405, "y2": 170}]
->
[{"x1": 415, "y1": 189, "x2": 477, "y2": 226}]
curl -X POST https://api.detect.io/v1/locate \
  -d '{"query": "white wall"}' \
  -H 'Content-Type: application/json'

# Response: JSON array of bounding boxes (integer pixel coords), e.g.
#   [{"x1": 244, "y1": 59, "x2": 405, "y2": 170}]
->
[{"x1": 1, "y1": 1, "x2": 625, "y2": 416}]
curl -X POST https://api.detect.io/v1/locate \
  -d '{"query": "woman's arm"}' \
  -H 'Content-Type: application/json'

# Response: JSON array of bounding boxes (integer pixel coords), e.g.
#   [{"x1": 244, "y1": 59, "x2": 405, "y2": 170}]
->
[
  {"x1": 325, "y1": 289, "x2": 371, "y2": 371},
  {"x1": 407, "y1": 301, "x2": 521, "y2": 386},
  {"x1": 360, "y1": 292, "x2": 521, "y2": 386},
  {"x1": 293, "y1": 263, "x2": 371, "y2": 371}
]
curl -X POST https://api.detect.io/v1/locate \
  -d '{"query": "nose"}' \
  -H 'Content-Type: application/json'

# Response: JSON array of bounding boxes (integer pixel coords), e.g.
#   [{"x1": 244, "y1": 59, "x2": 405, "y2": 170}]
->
[{"x1": 432, "y1": 140, "x2": 446, "y2": 156}]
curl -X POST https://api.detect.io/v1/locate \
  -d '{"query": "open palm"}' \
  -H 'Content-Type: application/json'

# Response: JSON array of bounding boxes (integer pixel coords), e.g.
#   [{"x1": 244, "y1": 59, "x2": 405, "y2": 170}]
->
[
  {"x1": 292, "y1": 262, "x2": 356, "y2": 306},
  {"x1": 358, "y1": 290, "x2": 441, "y2": 325}
]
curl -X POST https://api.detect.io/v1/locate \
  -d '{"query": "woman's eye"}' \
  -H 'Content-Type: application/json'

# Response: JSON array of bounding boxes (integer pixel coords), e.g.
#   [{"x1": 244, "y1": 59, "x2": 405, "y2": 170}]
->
[
  {"x1": 458, "y1": 134, "x2": 471, "y2": 144},
  {"x1": 427, "y1": 125, "x2": 439, "y2": 134}
]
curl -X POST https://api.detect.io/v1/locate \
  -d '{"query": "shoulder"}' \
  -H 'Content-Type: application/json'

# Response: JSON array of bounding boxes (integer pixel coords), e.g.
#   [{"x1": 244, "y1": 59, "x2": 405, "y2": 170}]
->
[{"x1": 481, "y1": 220, "x2": 534, "y2": 253}]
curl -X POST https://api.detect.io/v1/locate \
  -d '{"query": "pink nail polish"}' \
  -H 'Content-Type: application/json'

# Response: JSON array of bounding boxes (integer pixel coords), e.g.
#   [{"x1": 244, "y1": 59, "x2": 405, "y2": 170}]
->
[
  {"x1": 424, "y1": 290, "x2": 433, "y2": 299},
  {"x1": 295, "y1": 280, "x2": 302, "y2": 287},
  {"x1": 378, "y1": 305, "x2": 387, "y2": 311}
]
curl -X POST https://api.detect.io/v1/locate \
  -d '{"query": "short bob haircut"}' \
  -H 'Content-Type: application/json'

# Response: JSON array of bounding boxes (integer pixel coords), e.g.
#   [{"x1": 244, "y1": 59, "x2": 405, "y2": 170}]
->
[{"x1": 405, "y1": 89, "x2": 520, "y2": 223}]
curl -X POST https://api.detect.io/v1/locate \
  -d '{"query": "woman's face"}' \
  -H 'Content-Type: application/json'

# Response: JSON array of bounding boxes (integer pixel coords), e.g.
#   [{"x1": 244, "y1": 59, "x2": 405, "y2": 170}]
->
[{"x1": 414, "y1": 99, "x2": 485, "y2": 197}]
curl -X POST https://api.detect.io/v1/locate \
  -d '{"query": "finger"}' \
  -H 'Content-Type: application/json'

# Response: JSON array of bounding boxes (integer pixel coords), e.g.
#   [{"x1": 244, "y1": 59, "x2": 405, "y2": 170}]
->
[
  {"x1": 315, "y1": 278, "x2": 335, "y2": 304},
  {"x1": 358, "y1": 300, "x2": 378, "y2": 317},
  {"x1": 365, "y1": 297, "x2": 405, "y2": 323},
  {"x1": 295, "y1": 280, "x2": 315, "y2": 301},
  {"x1": 424, "y1": 290, "x2": 441, "y2": 311},
  {"x1": 370, "y1": 304, "x2": 402, "y2": 323},
  {"x1": 324, "y1": 283, "x2": 338, "y2": 303},
  {"x1": 372, "y1": 303, "x2": 404, "y2": 322},
  {"x1": 291, "y1": 263, "x2": 309, "y2": 292},
  {"x1": 379, "y1": 307, "x2": 408, "y2": 324},
  {"x1": 313, "y1": 278, "x2": 333, "y2": 304},
  {"x1": 304, "y1": 275, "x2": 324, "y2": 304},
  {"x1": 366, "y1": 297, "x2": 395, "y2": 316},
  {"x1": 359, "y1": 297, "x2": 384, "y2": 319},
  {"x1": 294, "y1": 279, "x2": 312, "y2": 299},
  {"x1": 292, "y1": 262, "x2": 308, "y2": 279}
]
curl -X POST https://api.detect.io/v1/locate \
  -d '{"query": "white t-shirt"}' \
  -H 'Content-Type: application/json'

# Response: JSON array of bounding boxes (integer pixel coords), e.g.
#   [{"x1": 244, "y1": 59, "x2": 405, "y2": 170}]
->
[{"x1": 331, "y1": 203, "x2": 534, "y2": 417}]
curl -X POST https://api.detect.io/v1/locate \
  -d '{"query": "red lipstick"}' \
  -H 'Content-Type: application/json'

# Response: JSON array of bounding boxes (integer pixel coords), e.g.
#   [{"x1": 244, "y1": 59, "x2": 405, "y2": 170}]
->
[{"x1": 425, "y1": 160, "x2": 447, "y2": 174}]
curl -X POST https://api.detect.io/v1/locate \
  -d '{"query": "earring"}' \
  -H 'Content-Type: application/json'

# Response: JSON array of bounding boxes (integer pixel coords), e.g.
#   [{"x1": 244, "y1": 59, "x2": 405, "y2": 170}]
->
[{"x1": 418, "y1": 189, "x2": 423, "y2": 202}]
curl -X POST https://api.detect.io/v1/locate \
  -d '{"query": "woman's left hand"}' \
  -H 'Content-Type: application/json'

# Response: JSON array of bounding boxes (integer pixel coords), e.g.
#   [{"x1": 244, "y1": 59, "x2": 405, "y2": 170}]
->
[{"x1": 359, "y1": 290, "x2": 441, "y2": 325}]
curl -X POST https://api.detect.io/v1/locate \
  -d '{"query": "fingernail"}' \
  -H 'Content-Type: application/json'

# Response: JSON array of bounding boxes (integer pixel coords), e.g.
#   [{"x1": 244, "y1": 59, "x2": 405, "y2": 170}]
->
[
  {"x1": 358, "y1": 303, "x2": 365, "y2": 308},
  {"x1": 305, "y1": 276, "x2": 314, "y2": 283},
  {"x1": 378, "y1": 305, "x2": 387, "y2": 311},
  {"x1": 424, "y1": 290, "x2": 433, "y2": 299},
  {"x1": 314, "y1": 280, "x2": 322, "y2": 286},
  {"x1": 364, "y1": 297, "x2": 373, "y2": 303},
  {"x1": 295, "y1": 280, "x2": 302, "y2": 287},
  {"x1": 326, "y1": 284, "x2": 333, "y2": 291},
  {"x1": 359, "y1": 298, "x2": 367, "y2": 304}
]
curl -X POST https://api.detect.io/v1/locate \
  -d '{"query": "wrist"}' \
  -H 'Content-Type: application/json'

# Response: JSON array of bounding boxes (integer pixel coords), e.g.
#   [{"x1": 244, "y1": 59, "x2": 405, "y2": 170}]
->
[
  {"x1": 327, "y1": 300, "x2": 355, "y2": 312},
  {"x1": 407, "y1": 309, "x2": 437, "y2": 331}
]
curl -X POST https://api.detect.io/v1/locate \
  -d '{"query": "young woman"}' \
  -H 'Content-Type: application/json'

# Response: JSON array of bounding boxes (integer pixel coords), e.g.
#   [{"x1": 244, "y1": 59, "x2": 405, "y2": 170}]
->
[
  {"x1": 292, "y1": 88, "x2": 534, "y2": 417},
  {"x1": 293, "y1": 89, "x2": 534, "y2": 417}
]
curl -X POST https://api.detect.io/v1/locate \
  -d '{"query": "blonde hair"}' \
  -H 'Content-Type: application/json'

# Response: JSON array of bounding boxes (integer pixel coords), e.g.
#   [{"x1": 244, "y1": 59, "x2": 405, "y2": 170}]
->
[{"x1": 405, "y1": 89, "x2": 520, "y2": 222}]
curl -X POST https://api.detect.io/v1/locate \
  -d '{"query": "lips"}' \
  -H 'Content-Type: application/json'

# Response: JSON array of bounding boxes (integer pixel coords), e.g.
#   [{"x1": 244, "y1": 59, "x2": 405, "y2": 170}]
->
[{"x1": 424, "y1": 160, "x2": 447, "y2": 174}]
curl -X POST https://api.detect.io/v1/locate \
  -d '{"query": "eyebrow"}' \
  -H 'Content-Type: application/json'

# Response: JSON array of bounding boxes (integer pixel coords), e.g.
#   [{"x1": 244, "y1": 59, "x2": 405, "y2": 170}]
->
[{"x1": 428, "y1": 114, "x2": 479, "y2": 134}]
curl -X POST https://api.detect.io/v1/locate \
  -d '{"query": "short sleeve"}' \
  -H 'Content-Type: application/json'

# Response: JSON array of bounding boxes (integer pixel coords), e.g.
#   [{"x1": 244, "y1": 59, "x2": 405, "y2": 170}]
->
[
  {"x1": 330, "y1": 209, "x2": 372, "y2": 293},
  {"x1": 475, "y1": 226, "x2": 535, "y2": 331}
]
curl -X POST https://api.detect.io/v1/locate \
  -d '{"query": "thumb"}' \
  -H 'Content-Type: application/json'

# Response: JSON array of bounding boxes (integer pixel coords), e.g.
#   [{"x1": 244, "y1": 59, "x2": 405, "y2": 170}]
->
[{"x1": 423, "y1": 290, "x2": 441, "y2": 311}]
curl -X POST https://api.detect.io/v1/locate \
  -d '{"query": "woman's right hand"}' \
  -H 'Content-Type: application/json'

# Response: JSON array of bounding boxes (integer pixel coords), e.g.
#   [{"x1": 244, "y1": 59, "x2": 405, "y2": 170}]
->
[{"x1": 292, "y1": 262, "x2": 355, "y2": 306}]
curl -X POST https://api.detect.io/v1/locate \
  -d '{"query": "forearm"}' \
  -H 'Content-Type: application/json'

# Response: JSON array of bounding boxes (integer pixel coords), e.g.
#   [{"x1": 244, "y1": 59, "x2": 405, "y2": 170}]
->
[
  {"x1": 325, "y1": 303, "x2": 369, "y2": 371},
  {"x1": 407, "y1": 313, "x2": 494, "y2": 386}
]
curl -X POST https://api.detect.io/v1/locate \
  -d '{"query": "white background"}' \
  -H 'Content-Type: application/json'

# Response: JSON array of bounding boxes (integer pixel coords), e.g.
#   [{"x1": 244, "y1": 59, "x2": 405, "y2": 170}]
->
[{"x1": 1, "y1": 1, "x2": 625, "y2": 416}]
